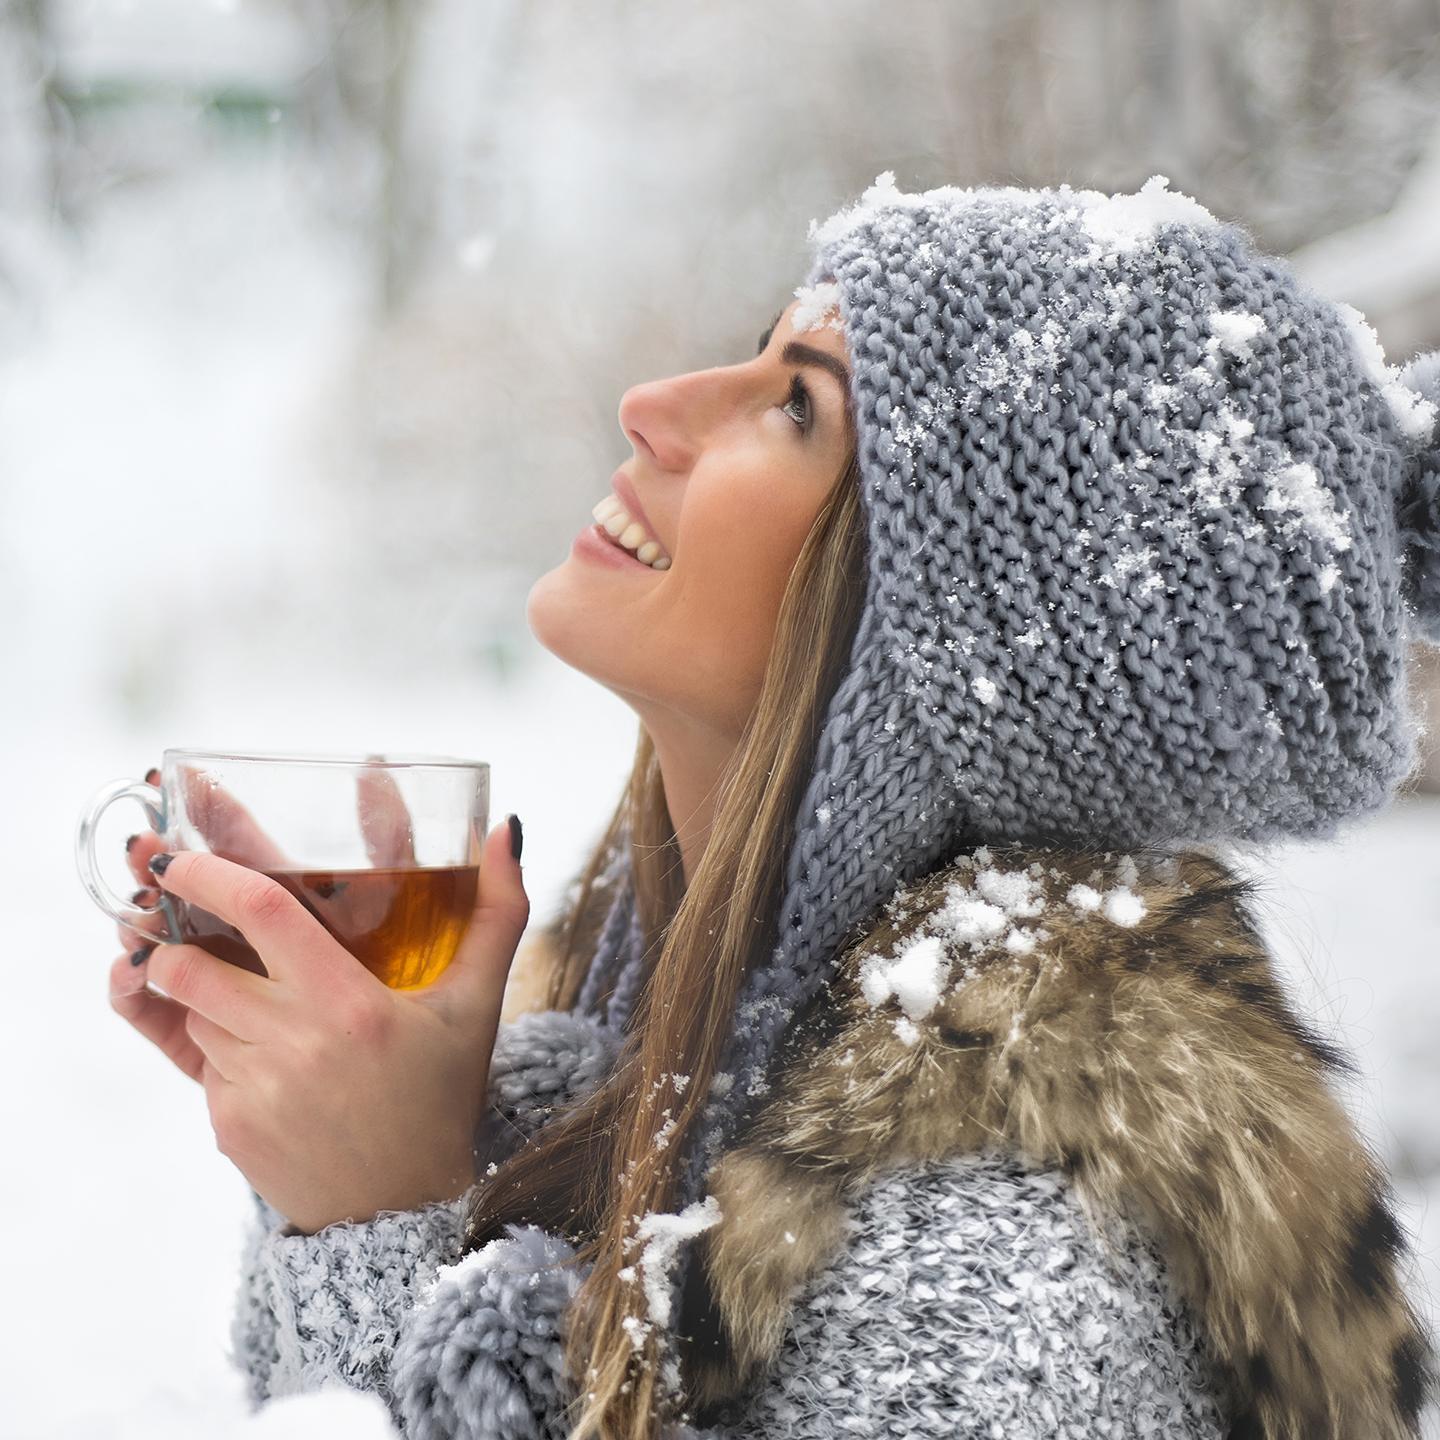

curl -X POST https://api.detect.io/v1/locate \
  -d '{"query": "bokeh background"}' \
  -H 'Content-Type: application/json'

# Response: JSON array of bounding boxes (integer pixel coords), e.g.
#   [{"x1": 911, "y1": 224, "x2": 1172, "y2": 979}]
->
[{"x1": 4, "y1": 1, "x2": 1439, "y2": 1434}]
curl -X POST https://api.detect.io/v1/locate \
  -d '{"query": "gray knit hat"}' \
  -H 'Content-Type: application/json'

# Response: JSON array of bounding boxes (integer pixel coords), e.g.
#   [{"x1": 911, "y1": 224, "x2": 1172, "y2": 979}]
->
[
  {"x1": 663, "y1": 165, "x2": 1440, "y2": 1127},
  {"x1": 496, "y1": 173, "x2": 1440, "y2": 1416}
]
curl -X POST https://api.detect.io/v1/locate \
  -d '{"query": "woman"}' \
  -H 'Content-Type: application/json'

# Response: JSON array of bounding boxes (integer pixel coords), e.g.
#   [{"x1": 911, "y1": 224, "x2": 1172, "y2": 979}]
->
[{"x1": 112, "y1": 171, "x2": 1440, "y2": 1439}]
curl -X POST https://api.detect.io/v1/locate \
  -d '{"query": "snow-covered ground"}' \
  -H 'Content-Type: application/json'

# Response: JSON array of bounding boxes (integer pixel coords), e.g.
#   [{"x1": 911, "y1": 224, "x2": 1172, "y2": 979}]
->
[{"x1": 4, "y1": 149, "x2": 1437, "y2": 1437}]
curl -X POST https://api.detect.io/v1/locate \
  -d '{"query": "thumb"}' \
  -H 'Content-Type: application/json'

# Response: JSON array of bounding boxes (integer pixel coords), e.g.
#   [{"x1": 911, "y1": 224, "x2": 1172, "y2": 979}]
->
[{"x1": 434, "y1": 814, "x2": 529, "y2": 1004}]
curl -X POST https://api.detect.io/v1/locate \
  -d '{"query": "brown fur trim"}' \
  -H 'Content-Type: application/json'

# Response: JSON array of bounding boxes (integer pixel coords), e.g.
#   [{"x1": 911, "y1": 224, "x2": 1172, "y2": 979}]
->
[{"x1": 680, "y1": 843, "x2": 1436, "y2": 1438}]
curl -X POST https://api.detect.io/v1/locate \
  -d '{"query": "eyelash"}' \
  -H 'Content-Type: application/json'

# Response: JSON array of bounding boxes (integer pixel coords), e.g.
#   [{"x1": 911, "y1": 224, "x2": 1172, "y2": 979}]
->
[{"x1": 781, "y1": 374, "x2": 814, "y2": 435}]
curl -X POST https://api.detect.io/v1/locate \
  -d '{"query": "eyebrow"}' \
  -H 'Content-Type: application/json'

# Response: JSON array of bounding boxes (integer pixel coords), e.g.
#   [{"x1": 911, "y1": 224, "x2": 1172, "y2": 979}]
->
[{"x1": 756, "y1": 307, "x2": 854, "y2": 419}]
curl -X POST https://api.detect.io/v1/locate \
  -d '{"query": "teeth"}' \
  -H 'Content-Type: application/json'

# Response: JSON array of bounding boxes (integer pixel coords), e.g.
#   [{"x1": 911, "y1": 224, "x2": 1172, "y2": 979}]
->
[{"x1": 590, "y1": 494, "x2": 671, "y2": 569}]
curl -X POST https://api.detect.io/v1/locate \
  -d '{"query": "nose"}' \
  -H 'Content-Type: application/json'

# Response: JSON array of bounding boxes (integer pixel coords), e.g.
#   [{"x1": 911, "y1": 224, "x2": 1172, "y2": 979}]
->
[{"x1": 618, "y1": 367, "x2": 733, "y2": 474}]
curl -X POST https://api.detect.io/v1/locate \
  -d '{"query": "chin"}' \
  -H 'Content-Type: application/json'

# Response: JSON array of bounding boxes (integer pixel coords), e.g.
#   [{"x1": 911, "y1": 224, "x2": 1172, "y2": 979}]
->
[
  {"x1": 523, "y1": 571, "x2": 568, "y2": 657},
  {"x1": 525, "y1": 570, "x2": 610, "y2": 679}
]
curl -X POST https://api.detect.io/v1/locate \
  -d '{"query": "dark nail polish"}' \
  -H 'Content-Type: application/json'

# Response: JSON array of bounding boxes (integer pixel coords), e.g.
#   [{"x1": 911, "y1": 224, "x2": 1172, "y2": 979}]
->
[
  {"x1": 507, "y1": 814, "x2": 523, "y2": 863},
  {"x1": 129, "y1": 944, "x2": 155, "y2": 966},
  {"x1": 145, "y1": 768, "x2": 160, "y2": 786},
  {"x1": 125, "y1": 833, "x2": 141, "y2": 853},
  {"x1": 130, "y1": 887, "x2": 155, "y2": 905},
  {"x1": 148, "y1": 852, "x2": 173, "y2": 876}
]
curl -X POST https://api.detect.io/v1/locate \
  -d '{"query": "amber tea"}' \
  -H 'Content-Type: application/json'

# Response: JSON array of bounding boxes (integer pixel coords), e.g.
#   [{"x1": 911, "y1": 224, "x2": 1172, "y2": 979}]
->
[{"x1": 174, "y1": 863, "x2": 479, "y2": 990}]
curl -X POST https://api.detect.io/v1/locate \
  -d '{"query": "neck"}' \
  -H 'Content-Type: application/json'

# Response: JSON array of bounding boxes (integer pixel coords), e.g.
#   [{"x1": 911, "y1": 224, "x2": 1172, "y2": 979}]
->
[{"x1": 644, "y1": 716, "x2": 736, "y2": 889}]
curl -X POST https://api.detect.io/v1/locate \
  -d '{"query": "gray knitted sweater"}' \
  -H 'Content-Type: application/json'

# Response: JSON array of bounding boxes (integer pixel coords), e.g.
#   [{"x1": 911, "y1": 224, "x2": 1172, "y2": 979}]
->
[{"x1": 230, "y1": 1003, "x2": 1225, "y2": 1438}]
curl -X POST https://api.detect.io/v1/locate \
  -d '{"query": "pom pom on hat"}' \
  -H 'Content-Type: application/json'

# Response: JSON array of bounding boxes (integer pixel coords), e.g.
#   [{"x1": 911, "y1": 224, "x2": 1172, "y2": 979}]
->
[{"x1": 1396, "y1": 349, "x2": 1440, "y2": 645}]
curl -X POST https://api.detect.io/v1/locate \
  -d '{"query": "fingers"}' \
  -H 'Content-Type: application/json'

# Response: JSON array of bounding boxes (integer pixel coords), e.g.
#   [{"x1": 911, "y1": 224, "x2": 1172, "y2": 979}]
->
[
  {"x1": 444, "y1": 817, "x2": 530, "y2": 995},
  {"x1": 125, "y1": 767, "x2": 168, "y2": 923},
  {"x1": 179, "y1": 764, "x2": 291, "y2": 868},
  {"x1": 142, "y1": 936, "x2": 269, "y2": 1042},
  {"x1": 108, "y1": 951, "x2": 205, "y2": 1084},
  {"x1": 356, "y1": 764, "x2": 417, "y2": 869},
  {"x1": 473, "y1": 817, "x2": 530, "y2": 934},
  {"x1": 125, "y1": 823, "x2": 169, "y2": 893},
  {"x1": 122, "y1": 779, "x2": 171, "y2": 946},
  {"x1": 149, "y1": 850, "x2": 361, "y2": 998},
  {"x1": 114, "y1": 888, "x2": 167, "y2": 952},
  {"x1": 183, "y1": 1007, "x2": 242, "y2": 1083}
]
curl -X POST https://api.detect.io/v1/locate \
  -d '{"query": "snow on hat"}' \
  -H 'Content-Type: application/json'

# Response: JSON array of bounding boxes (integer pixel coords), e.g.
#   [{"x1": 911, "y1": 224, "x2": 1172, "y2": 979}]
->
[{"x1": 632, "y1": 170, "x2": 1440, "y2": 1409}]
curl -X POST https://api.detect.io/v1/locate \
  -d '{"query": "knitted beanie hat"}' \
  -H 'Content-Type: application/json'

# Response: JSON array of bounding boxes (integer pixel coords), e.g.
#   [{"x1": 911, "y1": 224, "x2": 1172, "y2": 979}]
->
[
  {"x1": 491, "y1": 172, "x2": 1440, "y2": 1418},
  {"x1": 654, "y1": 167, "x2": 1440, "y2": 1132}
]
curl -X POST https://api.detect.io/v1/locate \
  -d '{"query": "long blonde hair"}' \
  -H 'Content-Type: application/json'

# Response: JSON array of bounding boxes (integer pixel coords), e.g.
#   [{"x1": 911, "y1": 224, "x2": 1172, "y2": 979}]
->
[{"x1": 463, "y1": 445, "x2": 866, "y2": 1439}]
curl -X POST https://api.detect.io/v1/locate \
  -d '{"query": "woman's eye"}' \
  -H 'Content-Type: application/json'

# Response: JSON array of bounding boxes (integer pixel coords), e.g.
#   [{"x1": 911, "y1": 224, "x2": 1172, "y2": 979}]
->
[{"x1": 781, "y1": 374, "x2": 812, "y2": 434}]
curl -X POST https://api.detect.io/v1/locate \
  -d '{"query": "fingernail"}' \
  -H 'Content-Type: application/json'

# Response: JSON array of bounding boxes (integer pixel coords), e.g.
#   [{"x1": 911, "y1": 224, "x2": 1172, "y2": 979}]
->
[
  {"x1": 148, "y1": 852, "x2": 173, "y2": 877},
  {"x1": 129, "y1": 943, "x2": 155, "y2": 967},
  {"x1": 130, "y1": 887, "x2": 156, "y2": 905},
  {"x1": 145, "y1": 768, "x2": 160, "y2": 786},
  {"x1": 125, "y1": 833, "x2": 141, "y2": 853},
  {"x1": 507, "y1": 814, "x2": 523, "y2": 863}
]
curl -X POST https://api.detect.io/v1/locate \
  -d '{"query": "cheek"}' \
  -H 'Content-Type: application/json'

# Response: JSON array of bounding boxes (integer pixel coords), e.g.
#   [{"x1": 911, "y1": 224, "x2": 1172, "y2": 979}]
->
[{"x1": 671, "y1": 505, "x2": 811, "y2": 669}]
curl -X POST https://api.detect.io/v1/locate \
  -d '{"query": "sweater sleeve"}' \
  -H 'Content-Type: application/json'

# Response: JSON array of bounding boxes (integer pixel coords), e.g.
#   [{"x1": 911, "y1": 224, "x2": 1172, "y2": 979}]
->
[
  {"x1": 227, "y1": 1006, "x2": 623, "y2": 1423},
  {"x1": 691, "y1": 1151, "x2": 1232, "y2": 1440}
]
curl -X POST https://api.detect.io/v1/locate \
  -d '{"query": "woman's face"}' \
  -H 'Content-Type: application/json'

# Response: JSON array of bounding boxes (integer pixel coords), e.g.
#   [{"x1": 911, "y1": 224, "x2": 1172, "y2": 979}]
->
[{"x1": 526, "y1": 296, "x2": 855, "y2": 744}]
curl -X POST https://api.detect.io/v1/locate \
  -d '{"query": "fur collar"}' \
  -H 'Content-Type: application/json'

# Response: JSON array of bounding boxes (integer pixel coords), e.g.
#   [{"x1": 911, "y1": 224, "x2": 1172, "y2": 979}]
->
[{"x1": 676, "y1": 842, "x2": 1433, "y2": 1439}]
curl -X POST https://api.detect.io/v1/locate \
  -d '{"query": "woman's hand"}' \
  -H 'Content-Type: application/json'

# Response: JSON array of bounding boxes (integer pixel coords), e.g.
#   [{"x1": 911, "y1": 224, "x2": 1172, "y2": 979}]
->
[
  {"x1": 130, "y1": 815, "x2": 528, "y2": 1236},
  {"x1": 109, "y1": 767, "x2": 204, "y2": 1083},
  {"x1": 108, "y1": 763, "x2": 297, "y2": 1083}
]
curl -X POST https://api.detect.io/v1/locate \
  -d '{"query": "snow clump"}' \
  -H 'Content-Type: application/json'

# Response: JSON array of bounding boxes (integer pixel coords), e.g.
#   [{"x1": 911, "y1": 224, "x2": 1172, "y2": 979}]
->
[
  {"x1": 1102, "y1": 888, "x2": 1147, "y2": 927},
  {"x1": 806, "y1": 170, "x2": 1219, "y2": 259},
  {"x1": 619, "y1": 1194, "x2": 724, "y2": 1345},
  {"x1": 893, "y1": 1015, "x2": 922, "y2": 1046},
  {"x1": 975, "y1": 865, "x2": 1047, "y2": 916},
  {"x1": 1067, "y1": 859, "x2": 1148, "y2": 928},
  {"x1": 971, "y1": 674, "x2": 1000, "y2": 706},
  {"x1": 791, "y1": 279, "x2": 844, "y2": 334},
  {"x1": 1206, "y1": 309, "x2": 1265, "y2": 363},
  {"x1": 418, "y1": 1242, "x2": 498, "y2": 1308},
  {"x1": 1336, "y1": 300, "x2": 1439, "y2": 442},
  {"x1": 1074, "y1": 174, "x2": 1221, "y2": 255},
  {"x1": 860, "y1": 934, "x2": 952, "y2": 1028},
  {"x1": 1262, "y1": 463, "x2": 1353, "y2": 553}
]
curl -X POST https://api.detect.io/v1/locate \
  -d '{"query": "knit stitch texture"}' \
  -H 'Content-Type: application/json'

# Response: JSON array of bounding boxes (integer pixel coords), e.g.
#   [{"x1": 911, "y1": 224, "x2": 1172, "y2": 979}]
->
[
  {"x1": 682, "y1": 1152, "x2": 1225, "y2": 1439},
  {"x1": 230, "y1": 1008, "x2": 1226, "y2": 1438}
]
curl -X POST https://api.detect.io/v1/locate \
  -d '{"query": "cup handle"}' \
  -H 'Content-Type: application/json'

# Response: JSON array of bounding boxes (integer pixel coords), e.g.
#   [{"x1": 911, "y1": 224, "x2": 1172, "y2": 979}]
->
[{"x1": 74, "y1": 777, "x2": 177, "y2": 941}]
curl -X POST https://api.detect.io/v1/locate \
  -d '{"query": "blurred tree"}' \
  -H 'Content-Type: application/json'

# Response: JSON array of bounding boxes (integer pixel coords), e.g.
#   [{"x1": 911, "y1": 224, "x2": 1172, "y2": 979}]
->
[
  {"x1": 0, "y1": 0, "x2": 65, "y2": 329},
  {"x1": 13, "y1": 0, "x2": 1439, "y2": 712},
  {"x1": 287, "y1": 0, "x2": 521, "y2": 318},
  {"x1": 288, "y1": 0, "x2": 419, "y2": 312}
]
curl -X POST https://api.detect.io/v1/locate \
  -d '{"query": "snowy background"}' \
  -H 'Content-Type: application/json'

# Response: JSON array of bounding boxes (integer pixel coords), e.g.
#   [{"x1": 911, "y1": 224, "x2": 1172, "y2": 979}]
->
[{"x1": 3, "y1": 1, "x2": 1439, "y2": 1434}]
